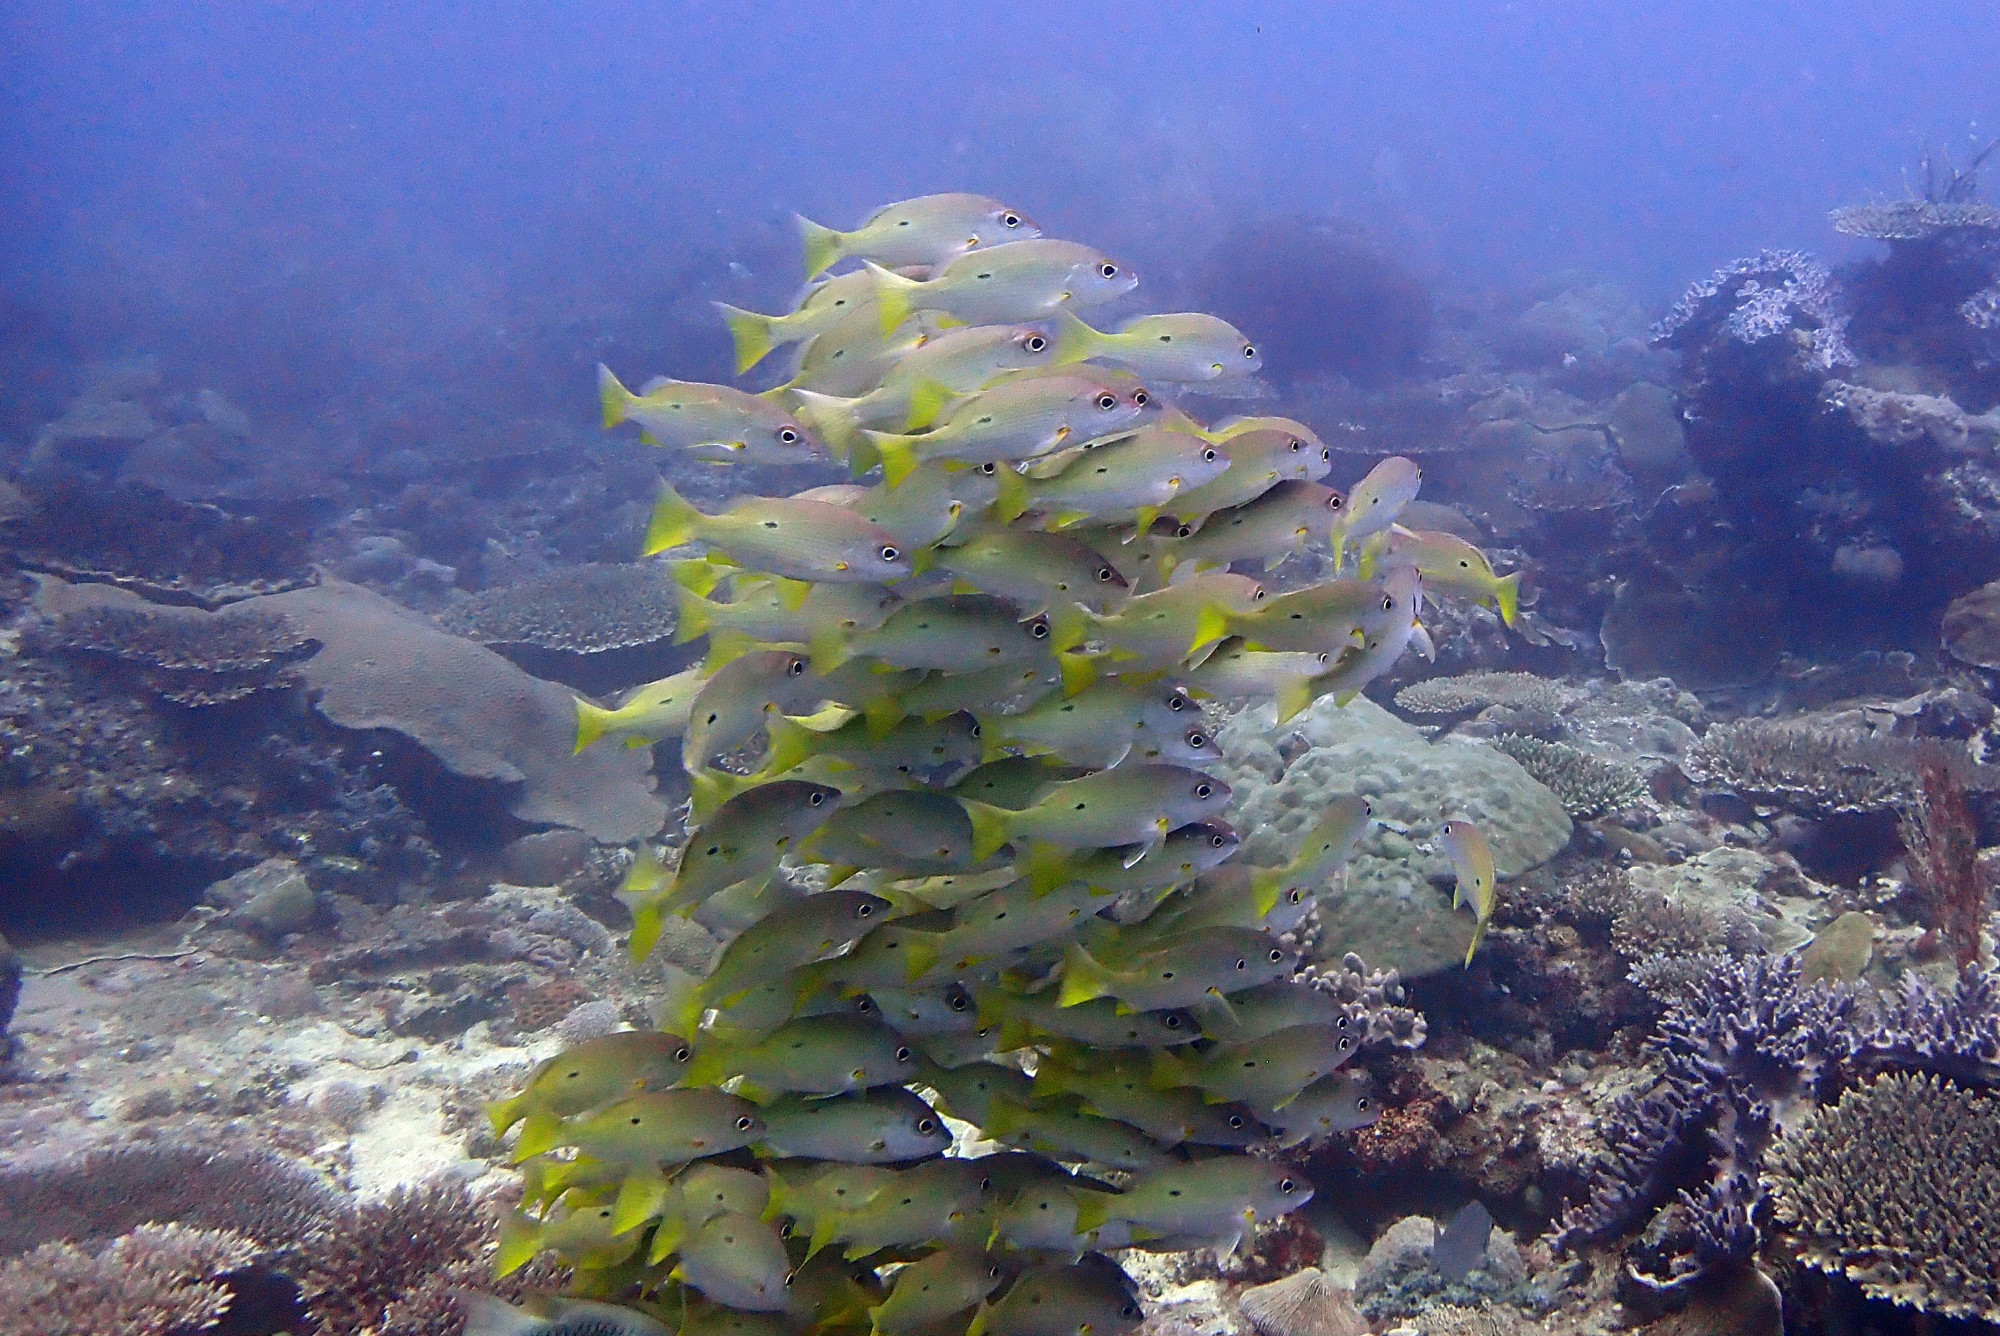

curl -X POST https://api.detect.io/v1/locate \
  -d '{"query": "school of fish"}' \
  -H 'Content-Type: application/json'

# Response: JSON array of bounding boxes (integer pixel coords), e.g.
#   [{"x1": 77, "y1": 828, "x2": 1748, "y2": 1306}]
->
[{"x1": 483, "y1": 192, "x2": 1519, "y2": 1336}]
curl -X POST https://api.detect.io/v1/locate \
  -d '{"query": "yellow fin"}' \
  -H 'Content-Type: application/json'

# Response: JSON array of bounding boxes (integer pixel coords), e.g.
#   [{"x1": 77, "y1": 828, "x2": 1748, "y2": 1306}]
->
[
  {"x1": 1048, "y1": 307, "x2": 1102, "y2": 366},
  {"x1": 596, "y1": 363, "x2": 633, "y2": 430},
  {"x1": 1057, "y1": 649, "x2": 1101, "y2": 696},
  {"x1": 714, "y1": 301, "x2": 779, "y2": 374},
  {"x1": 962, "y1": 800, "x2": 1014, "y2": 864},
  {"x1": 495, "y1": 1210, "x2": 544, "y2": 1277},
  {"x1": 644, "y1": 482, "x2": 705, "y2": 557},
  {"x1": 573, "y1": 697, "x2": 617, "y2": 754},
  {"x1": 511, "y1": 1113, "x2": 562, "y2": 1163},
  {"x1": 903, "y1": 377, "x2": 957, "y2": 432},
  {"x1": 870, "y1": 432, "x2": 923, "y2": 488},
  {"x1": 865, "y1": 260, "x2": 921, "y2": 335},
  {"x1": 1056, "y1": 942, "x2": 1116, "y2": 1008},
  {"x1": 797, "y1": 213, "x2": 846, "y2": 280},
  {"x1": 1275, "y1": 675, "x2": 1316, "y2": 726},
  {"x1": 1494, "y1": 570, "x2": 1523, "y2": 628},
  {"x1": 989, "y1": 465, "x2": 1029, "y2": 524}
]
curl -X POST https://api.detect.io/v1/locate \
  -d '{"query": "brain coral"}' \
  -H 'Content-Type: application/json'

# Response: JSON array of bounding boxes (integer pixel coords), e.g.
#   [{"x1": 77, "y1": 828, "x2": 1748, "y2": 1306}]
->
[
  {"x1": 1212, "y1": 696, "x2": 1571, "y2": 976},
  {"x1": 1764, "y1": 1072, "x2": 2000, "y2": 1322}
]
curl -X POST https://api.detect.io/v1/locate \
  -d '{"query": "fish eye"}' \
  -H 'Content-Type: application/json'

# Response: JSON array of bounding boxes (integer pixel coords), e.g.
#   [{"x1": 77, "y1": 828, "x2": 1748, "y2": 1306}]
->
[
  {"x1": 1133, "y1": 389, "x2": 1150, "y2": 406},
  {"x1": 971, "y1": 722, "x2": 982, "y2": 736},
  {"x1": 1268, "y1": 948, "x2": 1284, "y2": 962},
  {"x1": 674, "y1": 1046, "x2": 692, "y2": 1061},
  {"x1": 1356, "y1": 1097, "x2": 1370, "y2": 1110},
  {"x1": 980, "y1": 462, "x2": 998, "y2": 474},
  {"x1": 706, "y1": 844, "x2": 721, "y2": 855},
  {"x1": 857, "y1": 903, "x2": 875, "y2": 917},
  {"x1": 809, "y1": 792, "x2": 826, "y2": 806},
  {"x1": 1210, "y1": 833, "x2": 1227, "y2": 847},
  {"x1": 1195, "y1": 783, "x2": 1213, "y2": 798},
  {"x1": 1168, "y1": 695, "x2": 1187, "y2": 711},
  {"x1": 950, "y1": 992, "x2": 971, "y2": 1011},
  {"x1": 1187, "y1": 730, "x2": 1206, "y2": 748},
  {"x1": 1253, "y1": 587, "x2": 1266, "y2": 600},
  {"x1": 919, "y1": 1117, "x2": 940, "y2": 1133},
  {"x1": 1381, "y1": 595, "x2": 1394, "y2": 611},
  {"x1": 1026, "y1": 333, "x2": 1047, "y2": 352},
  {"x1": 1329, "y1": 495, "x2": 1343, "y2": 509},
  {"x1": 1228, "y1": 1113, "x2": 1246, "y2": 1128},
  {"x1": 1320, "y1": 447, "x2": 1331, "y2": 461},
  {"x1": 1202, "y1": 448, "x2": 1217, "y2": 462},
  {"x1": 1099, "y1": 262, "x2": 1118, "y2": 278},
  {"x1": 736, "y1": 1115, "x2": 755, "y2": 1130},
  {"x1": 1003, "y1": 211, "x2": 1023, "y2": 227},
  {"x1": 780, "y1": 426, "x2": 801, "y2": 444},
  {"x1": 856, "y1": 996, "x2": 879, "y2": 1015},
  {"x1": 1234, "y1": 957, "x2": 1247, "y2": 970},
  {"x1": 1339, "y1": 1036, "x2": 1352, "y2": 1050},
  {"x1": 1289, "y1": 888, "x2": 1304, "y2": 903},
  {"x1": 1096, "y1": 566, "x2": 1115, "y2": 581},
  {"x1": 896, "y1": 1046, "x2": 914, "y2": 1061},
  {"x1": 1165, "y1": 1012, "x2": 1186, "y2": 1028},
  {"x1": 629, "y1": 1115, "x2": 643, "y2": 1126},
  {"x1": 789, "y1": 659, "x2": 807, "y2": 675},
  {"x1": 1096, "y1": 393, "x2": 1118, "y2": 411},
  {"x1": 881, "y1": 545, "x2": 901, "y2": 562},
  {"x1": 1245, "y1": 346, "x2": 1258, "y2": 359},
  {"x1": 1280, "y1": 1177, "x2": 1296, "y2": 1192},
  {"x1": 1032, "y1": 621, "x2": 1051, "y2": 638}
]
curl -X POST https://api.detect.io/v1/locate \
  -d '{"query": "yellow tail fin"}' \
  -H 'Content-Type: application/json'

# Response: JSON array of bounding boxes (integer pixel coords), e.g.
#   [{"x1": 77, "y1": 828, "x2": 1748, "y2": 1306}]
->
[
  {"x1": 793, "y1": 389, "x2": 862, "y2": 459},
  {"x1": 714, "y1": 301, "x2": 780, "y2": 374},
  {"x1": 903, "y1": 377, "x2": 958, "y2": 432},
  {"x1": 797, "y1": 214, "x2": 846, "y2": 280},
  {"x1": 1056, "y1": 942, "x2": 1116, "y2": 1008},
  {"x1": 511, "y1": 1113, "x2": 563, "y2": 1162},
  {"x1": 486, "y1": 1093, "x2": 526, "y2": 1137},
  {"x1": 1048, "y1": 307, "x2": 1102, "y2": 366},
  {"x1": 1274, "y1": 674, "x2": 1317, "y2": 727},
  {"x1": 573, "y1": 697, "x2": 618, "y2": 754},
  {"x1": 989, "y1": 464, "x2": 1029, "y2": 524},
  {"x1": 670, "y1": 556, "x2": 725, "y2": 596},
  {"x1": 865, "y1": 261, "x2": 922, "y2": 336},
  {"x1": 644, "y1": 481, "x2": 705, "y2": 557},
  {"x1": 763, "y1": 714, "x2": 822, "y2": 776},
  {"x1": 1493, "y1": 570, "x2": 1523, "y2": 628},
  {"x1": 869, "y1": 432, "x2": 923, "y2": 488},
  {"x1": 962, "y1": 799, "x2": 1015, "y2": 864},
  {"x1": 495, "y1": 1210, "x2": 544, "y2": 1277},
  {"x1": 1056, "y1": 649, "x2": 1101, "y2": 695},
  {"x1": 674, "y1": 585, "x2": 715, "y2": 645},
  {"x1": 597, "y1": 363, "x2": 635, "y2": 429}
]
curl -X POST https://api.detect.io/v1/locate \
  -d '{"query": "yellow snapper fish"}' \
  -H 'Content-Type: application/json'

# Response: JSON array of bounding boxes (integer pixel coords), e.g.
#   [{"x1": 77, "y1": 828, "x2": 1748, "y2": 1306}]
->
[
  {"x1": 868, "y1": 239, "x2": 1139, "y2": 334},
  {"x1": 868, "y1": 1245, "x2": 1011, "y2": 1335},
  {"x1": 597, "y1": 365, "x2": 823, "y2": 467},
  {"x1": 1275, "y1": 568, "x2": 1425, "y2": 716},
  {"x1": 794, "y1": 324, "x2": 1064, "y2": 445},
  {"x1": 681, "y1": 648, "x2": 826, "y2": 769},
  {"x1": 1161, "y1": 409, "x2": 1327, "y2": 452},
  {"x1": 643, "y1": 482, "x2": 913, "y2": 583},
  {"x1": 932, "y1": 527, "x2": 1128, "y2": 616},
  {"x1": 1183, "y1": 639, "x2": 1331, "y2": 703},
  {"x1": 492, "y1": 1201, "x2": 647, "y2": 1279},
  {"x1": 812, "y1": 594, "x2": 1054, "y2": 675},
  {"x1": 463, "y1": 1293, "x2": 668, "y2": 1335},
  {"x1": 979, "y1": 677, "x2": 1201, "y2": 771},
  {"x1": 963, "y1": 764, "x2": 1231, "y2": 865},
  {"x1": 487, "y1": 1029, "x2": 695, "y2": 1140},
  {"x1": 1329, "y1": 455, "x2": 1423, "y2": 572},
  {"x1": 866, "y1": 371, "x2": 1150, "y2": 486},
  {"x1": 1167, "y1": 427, "x2": 1333, "y2": 527},
  {"x1": 1050, "y1": 572, "x2": 1267, "y2": 671},
  {"x1": 1357, "y1": 524, "x2": 1522, "y2": 627},
  {"x1": 797, "y1": 460, "x2": 967, "y2": 551},
  {"x1": 1441, "y1": 815, "x2": 1497, "y2": 966},
  {"x1": 994, "y1": 426, "x2": 1230, "y2": 534},
  {"x1": 571, "y1": 664, "x2": 708, "y2": 753},
  {"x1": 966, "y1": 1259, "x2": 1145, "y2": 1336},
  {"x1": 1160, "y1": 480, "x2": 1344, "y2": 576},
  {"x1": 1070, "y1": 1155, "x2": 1310, "y2": 1254},
  {"x1": 673, "y1": 1210, "x2": 793, "y2": 1312},
  {"x1": 1050, "y1": 308, "x2": 1261, "y2": 382},
  {"x1": 711, "y1": 268, "x2": 881, "y2": 374},
  {"x1": 1216, "y1": 574, "x2": 1407, "y2": 657},
  {"x1": 775, "y1": 300, "x2": 944, "y2": 398},
  {"x1": 676, "y1": 577, "x2": 901, "y2": 667},
  {"x1": 797, "y1": 192, "x2": 1040, "y2": 279}
]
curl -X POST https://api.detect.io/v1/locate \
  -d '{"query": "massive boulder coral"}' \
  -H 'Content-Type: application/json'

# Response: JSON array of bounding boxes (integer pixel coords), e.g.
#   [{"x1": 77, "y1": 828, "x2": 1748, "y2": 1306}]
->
[
  {"x1": 1213, "y1": 695, "x2": 1572, "y2": 977},
  {"x1": 1763, "y1": 1072, "x2": 2000, "y2": 1322}
]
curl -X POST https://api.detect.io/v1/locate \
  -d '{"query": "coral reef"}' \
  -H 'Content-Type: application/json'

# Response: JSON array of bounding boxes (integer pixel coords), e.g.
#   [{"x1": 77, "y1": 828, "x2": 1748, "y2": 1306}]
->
[
  {"x1": 1392, "y1": 673, "x2": 1573, "y2": 719},
  {"x1": 1651, "y1": 250, "x2": 1853, "y2": 374},
  {"x1": 438, "y1": 562, "x2": 681, "y2": 654},
  {"x1": 1487, "y1": 735, "x2": 1644, "y2": 819},
  {"x1": 0, "y1": 1223, "x2": 262, "y2": 1336},
  {"x1": 1681, "y1": 716, "x2": 1992, "y2": 815},
  {"x1": 1238, "y1": 1267, "x2": 1367, "y2": 1336},
  {"x1": 1897, "y1": 742, "x2": 1989, "y2": 971},
  {"x1": 1764, "y1": 1072, "x2": 2000, "y2": 1322}
]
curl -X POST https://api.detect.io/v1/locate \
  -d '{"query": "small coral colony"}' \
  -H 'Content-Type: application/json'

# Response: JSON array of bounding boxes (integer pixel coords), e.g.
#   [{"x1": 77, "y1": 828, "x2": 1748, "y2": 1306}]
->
[{"x1": 479, "y1": 193, "x2": 1507, "y2": 1332}]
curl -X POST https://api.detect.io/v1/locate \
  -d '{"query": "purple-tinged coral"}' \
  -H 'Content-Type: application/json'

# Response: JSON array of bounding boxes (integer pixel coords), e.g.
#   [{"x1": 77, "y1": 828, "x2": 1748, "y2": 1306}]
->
[
  {"x1": 1860, "y1": 965, "x2": 2000, "y2": 1087},
  {"x1": 1299, "y1": 952, "x2": 1428, "y2": 1051}
]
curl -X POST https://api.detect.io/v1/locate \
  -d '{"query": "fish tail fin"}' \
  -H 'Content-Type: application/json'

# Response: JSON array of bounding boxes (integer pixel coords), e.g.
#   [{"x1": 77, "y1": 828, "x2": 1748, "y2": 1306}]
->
[
  {"x1": 681, "y1": 1048, "x2": 731, "y2": 1088},
  {"x1": 978, "y1": 719, "x2": 1010, "y2": 764},
  {"x1": 674, "y1": 584, "x2": 715, "y2": 645},
  {"x1": 670, "y1": 555, "x2": 725, "y2": 596},
  {"x1": 981, "y1": 1098, "x2": 1024, "y2": 1138},
  {"x1": 644, "y1": 481, "x2": 704, "y2": 557},
  {"x1": 510, "y1": 1113, "x2": 562, "y2": 1163},
  {"x1": 1274, "y1": 674, "x2": 1317, "y2": 727},
  {"x1": 689, "y1": 769, "x2": 743, "y2": 823},
  {"x1": 1248, "y1": 867, "x2": 1284, "y2": 920},
  {"x1": 903, "y1": 377, "x2": 957, "y2": 432},
  {"x1": 1048, "y1": 307, "x2": 1102, "y2": 366},
  {"x1": 868, "y1": 432, "x2": 922, "y2": 487},
  {"x1": 797, "y1": 214, "x2": 846, "y2": 280},
  {"x1": 961, "y1": 799, "x2": 1014, "y2": 864},
  {"x1": 656, "y1": 969, "x2": 706, "y2": 1038},
  {"x1": 792, "y1": 388, "x2": 861, "y2": 461},
  {"x1": 1047, "y1": 603, "x2": 1091, "y2": 656},
  {"x1": 611, "y1": 1165, "x2": 669, "y2": 1236},
  {"x1": 646, "y1": 1212, "x2": 689, "y2": 1266},
  {"x1": 966, "y1": 1303, "x2": 994, "y2": 1336},
  {"x1": 808, "y1": 626, "x2": 852, "y2": 677},
  {"x1": 1464, "y1": 918, "x2": 1488, "y2": 968},
  {"x1": 714, "y1": 301, "x2": 780, "y2": 374},
  {"x1": 596, "y1": 363, "x2": 634, "y2": 429},
  {"x1": 902, "y1": 933, "x2": 941, "y2": 984},
  {"x1": 1354, "y1": 531, "x2": 1386, "y2": 581},
  {"x1": 1494, "y1": 570, "x2": 1522, "y2": 628},
  {"x1": 1071, "y1": 1190, "x2": 1114, "y2": 1236},
  {"x1": 704, "y1": 628, "x2": 756, "y2": 669},
  {"x1": 1057, "y1": 942, "x2": 1115, "y2": 1008},
  {"x1": 572, "y1": 697, "x2": 617, "y2": 755},
  {"x1": 989, "y1": 464, "x2": 1028, "y2": 524},
  {"x1": 1025, "y1": 843, "x2": 1076, "y2": 896},
  {"x1": 762, "y1": 714, "x2": 821, "y2": 776},
  {"x1": 1148, "y1": 1047, "x2": 1192, "y2": 1090},
  {"x1": 485, "y1": 1093, "x2": 525, "y2": 1138},
  {"x1": 863, "y1": 695, "x2": 907, "y2": 739},
  {"x1": 494, "y1": 1210, "x2": 544, "y2": 1278},
  {"x1": 866, "y1": 260, "x2": 921, "y2": 335},
  {"x1": 626, "y1": 894, "x2": 670, "y2": 962},
  {"x1": 1189, "y1": 605, "x2": 1232, "y2": 657},
  {"x1": 622, "y1": 842, "x2": 671, "y2": 895},
  {"x1": 1057, "y1": 648, "x2": 1100, "y2": 695}
]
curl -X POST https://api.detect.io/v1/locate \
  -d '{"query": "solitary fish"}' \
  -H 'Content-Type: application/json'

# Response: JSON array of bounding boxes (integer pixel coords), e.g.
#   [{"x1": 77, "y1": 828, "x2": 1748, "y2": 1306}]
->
[
  {"x1": 645, "y1": 483, "x2": 913, "y2": 583},
  {"x1": 1431, "y1": 1200, "x2": 1496, "y2": 1283},
  {"x1": 798, "y1": 192, "x2": 1039, "y2": 278},
  {"x1": 1441, "y1": 816, "x2": 1497, "y2": 967},
  {"x1": 598, "y1": 365, "x2": 823, "y2": 466},
  {"x1": 869, "y1": 239, "x2": 1139, "y2": 334},
  {"x1": 1050, "y1": 309, "x2": 1261, "y2": 382}
]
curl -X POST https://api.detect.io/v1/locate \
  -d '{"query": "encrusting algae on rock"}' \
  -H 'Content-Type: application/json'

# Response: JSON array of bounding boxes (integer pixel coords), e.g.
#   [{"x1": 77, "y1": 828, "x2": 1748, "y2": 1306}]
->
[{"x1": 491, "y1": 193, "x2": 1528, "y2": 1330}]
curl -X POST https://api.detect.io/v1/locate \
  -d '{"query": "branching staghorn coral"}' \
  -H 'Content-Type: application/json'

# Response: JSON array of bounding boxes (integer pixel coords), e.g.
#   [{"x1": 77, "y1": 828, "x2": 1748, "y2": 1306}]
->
[
  {"x1": 0, "y1": 1224, "x2": 262, "y2": 1336},
  {"x1": 1764, "y1": 1072, "x2": 2000, "y2": 1322},
  {"x1": 1488, "y1": 734, "x2": 1644, "y2": 818}
]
